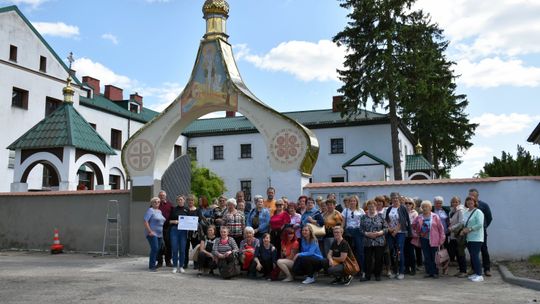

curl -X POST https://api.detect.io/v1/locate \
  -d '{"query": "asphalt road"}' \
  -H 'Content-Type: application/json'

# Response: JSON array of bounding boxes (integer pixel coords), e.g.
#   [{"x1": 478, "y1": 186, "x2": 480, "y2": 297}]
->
[{"x1": 0, "y1": 251, "x2": 538, "y2": 304}]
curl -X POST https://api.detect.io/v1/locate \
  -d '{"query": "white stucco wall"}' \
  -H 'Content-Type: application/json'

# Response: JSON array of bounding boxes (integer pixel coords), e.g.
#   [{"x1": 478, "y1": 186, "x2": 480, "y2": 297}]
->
[
  {"x1": 0, "y1": 10, "x2": 81, "y2": 192},
  {"x1": 304, "y1": 177, "x2": 540, "y2": 259}
]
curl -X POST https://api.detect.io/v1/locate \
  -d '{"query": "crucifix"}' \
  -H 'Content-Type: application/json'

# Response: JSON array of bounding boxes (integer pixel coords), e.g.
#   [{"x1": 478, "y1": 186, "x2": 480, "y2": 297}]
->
[{"x1": 67, "y1": 52, "x2": 74, "y2": 69}]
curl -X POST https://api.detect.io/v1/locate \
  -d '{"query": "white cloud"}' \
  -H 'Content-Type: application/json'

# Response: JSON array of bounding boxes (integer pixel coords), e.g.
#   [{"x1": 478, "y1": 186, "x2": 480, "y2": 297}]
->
[
  {"x1": 32, "y1": 21, "x2": 79, "y2": 38},
  {"x1": 417, "y1": 0, "x2": 540, "y2": 58},
  {"x1": 73, "y1": 57, "x2": 183, "y2": 112},
  {"x1": 234, "y1": 40, "x2": 345, "y2": 82},
  {"x1": 73, "y1": 58, "x2": 133, "y2": 89},
  {"x1": 101, "y1": 33, "x2": 118, "y2": 45},
  {"x1": 415, "y1": 0, "x2": 540, "y2": 88},
  {"x1": 459, "y1": 146, "x2": 494, "y2": 162},
  {"x1": 2, "y1": 0, "x2": 47, "y2": 8},
  {"x1": 456, "y1": 57, "x2": 540, "y2": 88},
  {"x1": 472, "y1": 113, "x2": 540, "y2": 138}
]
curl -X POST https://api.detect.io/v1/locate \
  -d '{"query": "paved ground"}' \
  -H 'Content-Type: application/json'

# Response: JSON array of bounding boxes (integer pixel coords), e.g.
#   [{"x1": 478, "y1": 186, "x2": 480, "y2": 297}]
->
[{"x1": 0, "y1": 251, "x2": 538, "y2": 304}]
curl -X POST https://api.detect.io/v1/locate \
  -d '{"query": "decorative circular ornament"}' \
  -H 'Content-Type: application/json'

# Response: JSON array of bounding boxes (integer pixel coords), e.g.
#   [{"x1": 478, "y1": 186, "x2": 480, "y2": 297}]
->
[
  {"x1": 269, "y1": 128, "x2": 306, "y2": 167},
  {"x1": 126, "y1": 139, "x2": 155, "y2": 171}
]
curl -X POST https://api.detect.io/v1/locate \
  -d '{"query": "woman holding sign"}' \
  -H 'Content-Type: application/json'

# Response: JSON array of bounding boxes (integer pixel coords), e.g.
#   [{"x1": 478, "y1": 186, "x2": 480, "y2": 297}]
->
[{"x1": 169, "y1": 195, "x2": 189, "y2": 274}]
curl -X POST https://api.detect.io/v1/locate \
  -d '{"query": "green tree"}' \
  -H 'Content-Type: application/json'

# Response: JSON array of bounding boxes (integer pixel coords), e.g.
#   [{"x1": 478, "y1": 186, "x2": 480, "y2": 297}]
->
[
  {"x1": 398, "y1": 11, "x2": 477, "y2": 176},
  {"x1": 333, "y1": 1, "x2": 476, "y2": 178},
  {"x1": 333, "y1": 0, "x2": 415, "y2": 180},
  {"x1": 479, "y1": 145, "x2": 540, "y2": 177},
  {"x1": 190, "y1": 161, "x2": 226, "y2": 202}
]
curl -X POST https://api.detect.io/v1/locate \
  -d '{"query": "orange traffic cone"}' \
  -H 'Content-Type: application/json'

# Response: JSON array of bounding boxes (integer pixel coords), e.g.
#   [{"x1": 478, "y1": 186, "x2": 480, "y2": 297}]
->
[{"x1": 50, "y1": 228, "x2": 64, "y2": 254}]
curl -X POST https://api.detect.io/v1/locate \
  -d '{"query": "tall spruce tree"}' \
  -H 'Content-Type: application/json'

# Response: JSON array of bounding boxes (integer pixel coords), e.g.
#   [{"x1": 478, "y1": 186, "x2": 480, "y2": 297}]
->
[
  {"x1": 333, "y1": 0, "x2": 476, "y2": 178},
  {"x1": 398, "y1": 11, "x2": 477, "y2": 176}
]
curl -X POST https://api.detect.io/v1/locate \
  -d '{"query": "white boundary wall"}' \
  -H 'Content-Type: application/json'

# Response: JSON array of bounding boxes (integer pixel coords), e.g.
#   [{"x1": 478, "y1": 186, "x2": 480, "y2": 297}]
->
[{"x1": 304, "y1": 177, "x2": 540, "y2": 259}]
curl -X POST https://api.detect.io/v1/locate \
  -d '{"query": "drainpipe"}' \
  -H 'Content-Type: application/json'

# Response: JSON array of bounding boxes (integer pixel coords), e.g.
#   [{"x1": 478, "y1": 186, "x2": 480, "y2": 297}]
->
[{"x1": 342, "y1": 166, "x2": 349, "y2": 182}]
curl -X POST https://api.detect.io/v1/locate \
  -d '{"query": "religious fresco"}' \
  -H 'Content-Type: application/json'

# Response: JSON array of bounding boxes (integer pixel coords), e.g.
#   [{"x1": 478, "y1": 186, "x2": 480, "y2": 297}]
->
[{"x1": 180, "y1": 41, "x2": 238, "y2": 114}]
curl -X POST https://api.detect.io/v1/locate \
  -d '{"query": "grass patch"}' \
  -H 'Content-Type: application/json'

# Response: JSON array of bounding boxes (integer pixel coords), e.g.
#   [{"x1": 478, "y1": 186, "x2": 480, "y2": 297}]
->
[{"x1": 528, "y1": 254, "x2": 540, "y2": 266}]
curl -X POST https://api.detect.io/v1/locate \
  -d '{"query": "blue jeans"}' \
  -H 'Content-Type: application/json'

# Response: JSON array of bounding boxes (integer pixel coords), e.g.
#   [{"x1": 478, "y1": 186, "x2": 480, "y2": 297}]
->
[
  {"x1": 170, "y1": 228, "x2": 188, "y2": 268},
  {"x1": 387, "y1": 232, "x2": 406, "y2": 274},
  {"x1": 468, "y1": 241, "x2": 483, "y2": 276},
  {"x1": 346, "y1": 227, "x2": 365, "y2": 272},
  {"x1": 146, "y1": 235, "x2": 162, "y2": 270},
  {"x1": 420, "y1": 238, "x2": 438, "y2": 276}
]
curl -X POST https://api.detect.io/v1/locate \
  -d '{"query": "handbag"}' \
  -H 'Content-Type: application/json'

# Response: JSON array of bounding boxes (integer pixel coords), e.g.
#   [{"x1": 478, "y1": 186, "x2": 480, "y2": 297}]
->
[
  {"x1": 343, "y1": 254, "x2": 360, "y2": 276},
  {"x1": 435, "y1": 245, "x2": 449, "y2": 266},
  {"x1": 307, "y1": 223, "x2": 325, "y2": 238}
]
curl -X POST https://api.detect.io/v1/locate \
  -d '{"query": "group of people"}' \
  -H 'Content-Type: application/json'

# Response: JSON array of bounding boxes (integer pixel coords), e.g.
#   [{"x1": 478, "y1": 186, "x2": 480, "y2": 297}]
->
[{"x1": 143, "y1": 187, "x2": 492, "y2": 285}]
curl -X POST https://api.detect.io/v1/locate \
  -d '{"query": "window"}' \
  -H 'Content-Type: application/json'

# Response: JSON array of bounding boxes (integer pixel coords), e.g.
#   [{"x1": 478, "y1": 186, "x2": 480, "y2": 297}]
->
[
  {"x1": 89, "y1": 123, "x2": 97, "y2": 130},
  {"x1": 110, "y1": 129, "x2": 122, "y2": 150},
  {"x1": 39, "y1": 56, "x2": 47, "y2": 72},
  {"x1": 188, "y1": 147, "x2": 197, "y2": 161},
  {"x1": 331, "y1": 176, "x2": 345, "y2": 183},
  {"x1": 42, "y1": 165, "x2": 59, "y2": 188},
  {"x1": 12, "y1": 87, "x2": 28, "y2": 109},
  {"x1": 330, "y1": 138, "x2": 344, "y2": 154},
  {"x1": 45, "y1": 97, "x2": 62, "y2": 116},
  {"x1": 213, "y1": 145, "x2": 224, "y2": 160},
  {"x1": 240, "y1": 144, "x2": 252, "y2": 159},
  {"x1": 174, "y1": 145, "x2": 182, "y2": 159},
  {"x1": 109, "y1": 174, "x2": 121, "y2": 190},
  {"x1": 240, "y1": 180, "x2": 252, "y2": 202},
  {"x1": 129, "y1": 103, "x2": 139, "y2": 113},
  {"x1": 8, "y1": 151, "x2": 15, "y2": 169},
  {"x1": 9, "y1": 45, "x2": 17, "y2": 61}
]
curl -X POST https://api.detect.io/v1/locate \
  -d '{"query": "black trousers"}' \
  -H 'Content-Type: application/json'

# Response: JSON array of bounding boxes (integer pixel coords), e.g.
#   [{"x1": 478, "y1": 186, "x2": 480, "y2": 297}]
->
[
  {"x1": 404, "y1": 237, "x2": 416, "y2": 273},
  {"x1": 292, "y1": 256, "x2": 324, "y2": 277},
  {"x1": 184, "y1": 235, "x2": 199, "y2": 268},
  {"x1": 158, "y1": 226, "x2": 171, "y2": 264},
  {"x1": 198, "y1": 252, "x2": 216, "y2": 271},
  {"x1": 364, "y1": 246, "x2": 384, "y2": 279},
  {"x1": 481, "y1": 230, "x2": 491, "y2": 271}
]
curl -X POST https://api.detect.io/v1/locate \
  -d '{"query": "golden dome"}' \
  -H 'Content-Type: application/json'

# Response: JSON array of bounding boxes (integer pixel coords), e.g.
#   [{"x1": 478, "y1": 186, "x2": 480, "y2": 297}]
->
[
  {"x1": 415, "y1": 141, "x2": 423, "y2": 155},
  {"x1": 202, "y1": 0, "x2": 229, "y2": 17}
]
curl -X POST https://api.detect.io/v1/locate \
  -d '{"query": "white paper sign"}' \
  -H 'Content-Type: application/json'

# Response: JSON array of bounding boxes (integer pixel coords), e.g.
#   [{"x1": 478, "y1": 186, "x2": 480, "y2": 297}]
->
[{"x1": 178, "y1": 215, "x2": 198, "y2": 231}]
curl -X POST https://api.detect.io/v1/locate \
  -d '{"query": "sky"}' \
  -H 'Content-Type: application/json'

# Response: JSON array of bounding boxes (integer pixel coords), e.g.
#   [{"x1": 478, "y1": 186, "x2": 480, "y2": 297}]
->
[{"x1": 3, "y1": 0, "x2": 540, "y2": 178}]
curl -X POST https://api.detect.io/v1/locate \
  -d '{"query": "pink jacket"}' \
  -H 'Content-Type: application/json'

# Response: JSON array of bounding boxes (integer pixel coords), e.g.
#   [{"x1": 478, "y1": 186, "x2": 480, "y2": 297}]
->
[{"x1": 411, "y1": 213, "x2": 446, "y2": 248}]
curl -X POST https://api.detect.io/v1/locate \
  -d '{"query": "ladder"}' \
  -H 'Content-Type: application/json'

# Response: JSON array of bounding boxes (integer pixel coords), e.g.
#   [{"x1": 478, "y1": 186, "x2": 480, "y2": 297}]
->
[{"x1": 102, "y1": 200, "x2": 123, "y2": 257}]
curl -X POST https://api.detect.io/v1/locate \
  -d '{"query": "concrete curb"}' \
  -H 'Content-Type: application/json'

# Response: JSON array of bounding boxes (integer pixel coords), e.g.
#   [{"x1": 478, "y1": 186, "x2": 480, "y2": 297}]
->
[{"x1": 498, "y1": 263, "x2": 540, "y2": 291}]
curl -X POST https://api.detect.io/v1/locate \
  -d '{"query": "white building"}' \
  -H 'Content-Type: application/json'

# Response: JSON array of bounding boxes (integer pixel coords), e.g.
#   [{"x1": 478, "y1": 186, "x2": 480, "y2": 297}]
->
[{"x1": 1, "y1": 5, "x2": 422, "y2": 199}]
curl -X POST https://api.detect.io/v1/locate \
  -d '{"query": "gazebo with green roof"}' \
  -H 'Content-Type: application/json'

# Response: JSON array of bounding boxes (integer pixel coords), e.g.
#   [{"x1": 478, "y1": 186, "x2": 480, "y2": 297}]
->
[
  {"x1": 7, "y1": 77, "x2": 116, "y2": 192},
  {"x1": 404, "y1": 142, "x2": 437, "y2": 180}
]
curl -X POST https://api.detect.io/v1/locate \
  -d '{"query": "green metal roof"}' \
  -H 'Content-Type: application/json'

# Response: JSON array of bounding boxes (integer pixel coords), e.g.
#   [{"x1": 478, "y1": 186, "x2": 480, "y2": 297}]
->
[
  {"x1": 7, "y1": 102, "x2": 116, "y2": 155},
  {"x1": 0, "y1": 5, "x2": 82, "y2": 87},
  {"x1": 79, "y1": 95, "x2": 159, "y2": 124},
  {"x1": 183, "y1": 109, "x2": 387, "y2": 136},
  {"x1": 342, "y1": 151, "x2": 391, "y2": 168},
  {"x1": 405, "y1": 154, "x2": 434, "y2": 171}
]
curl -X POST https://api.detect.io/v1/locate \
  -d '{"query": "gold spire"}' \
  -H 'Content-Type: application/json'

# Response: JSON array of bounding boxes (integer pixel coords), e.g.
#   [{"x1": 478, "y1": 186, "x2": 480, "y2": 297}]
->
[
  {"x1": 63, "y1": 75, "x2": 75, "y2": 103},
  {"x1": 415, "y1": 140, "x2": 423, "y2": 155},
  {"x1": 202, "y1": 0, "x2": 229, "y2": 40}
]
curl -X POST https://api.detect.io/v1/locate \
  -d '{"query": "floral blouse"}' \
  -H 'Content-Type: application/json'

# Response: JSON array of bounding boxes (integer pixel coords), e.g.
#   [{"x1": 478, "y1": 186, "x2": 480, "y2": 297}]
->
[{"x1": 360, "y1": 213, "x2": 388, "y2": 247}]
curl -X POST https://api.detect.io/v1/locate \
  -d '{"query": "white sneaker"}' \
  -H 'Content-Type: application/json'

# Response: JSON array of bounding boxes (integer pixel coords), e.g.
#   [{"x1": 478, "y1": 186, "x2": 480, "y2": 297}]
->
[
  {"x1": 172, "y1": 267, "x2": 178, "y2": 274},
  {"x1": 282, "y1": 277, "x2": 293, "y2": 282},
  {"x1": 468, "y1": 274, "x2": 478, "y2": 280},
  {"x1": 387, "y1": 271, "x2": 394, "y2": 278},
  {"x1": 397, "y1": 273, "x2": 404, "y2": 280},
  {"x1": 179, "y1": 267, "x2": 185, "y2": 273},
  {"x1": 471, "y1": 275, "x2": 484, "y2": 282},
  {"x1": 302, "y1": 276, "x2": 315, "y2": 284}
]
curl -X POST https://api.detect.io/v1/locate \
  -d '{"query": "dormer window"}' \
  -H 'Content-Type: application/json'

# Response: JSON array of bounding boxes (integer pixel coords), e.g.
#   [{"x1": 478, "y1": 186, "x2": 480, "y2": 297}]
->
[{"x1": 129, "y1": 103, "x2": 139, "y2": 113}]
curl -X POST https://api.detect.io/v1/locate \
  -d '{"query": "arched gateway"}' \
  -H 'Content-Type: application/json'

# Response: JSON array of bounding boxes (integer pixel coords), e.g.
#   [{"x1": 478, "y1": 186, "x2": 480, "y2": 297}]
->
[{"x1": 122, "y1": 0, "x2": 319, "y2": 202}]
